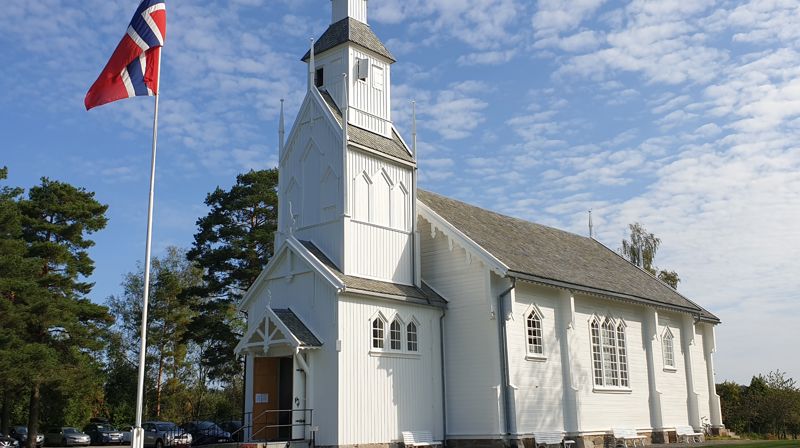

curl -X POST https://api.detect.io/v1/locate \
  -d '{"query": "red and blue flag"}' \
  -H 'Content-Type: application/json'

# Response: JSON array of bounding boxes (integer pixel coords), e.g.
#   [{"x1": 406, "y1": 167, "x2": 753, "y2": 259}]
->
[{"x1": 85, "y1": 0, "x2": 166, "y2": 110}]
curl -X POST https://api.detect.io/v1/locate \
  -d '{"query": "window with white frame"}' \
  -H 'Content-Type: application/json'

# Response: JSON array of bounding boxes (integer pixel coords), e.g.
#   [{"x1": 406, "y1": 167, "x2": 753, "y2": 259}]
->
[
  {"x1": 390, "y1": 318, "x2": 403, "y2": 350},
  {"x1": 662, "y1": 327, "x2": 675, "y2": 369},
  {"x1": 372, "y1": 317, "x2": 385, "y2": 349},
  {"x1": 590, "y1": 316, "x2": 630, "y2": 389},
  {"x1": 526, "y1": 308, "x2": 544, "y2": 356},
  {"x1": 407, "y1": 322, "x2": 418, "y2": 352}
]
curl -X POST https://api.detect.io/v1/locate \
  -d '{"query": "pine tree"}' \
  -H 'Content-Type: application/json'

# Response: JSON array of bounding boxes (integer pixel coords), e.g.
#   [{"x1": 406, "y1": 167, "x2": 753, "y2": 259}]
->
[
  {"x1": 186, "y1": 169, "x2": 279, "y2": 381},
  {"x1": 13, "y1": 177, "x2": 111, "y2": 448}
]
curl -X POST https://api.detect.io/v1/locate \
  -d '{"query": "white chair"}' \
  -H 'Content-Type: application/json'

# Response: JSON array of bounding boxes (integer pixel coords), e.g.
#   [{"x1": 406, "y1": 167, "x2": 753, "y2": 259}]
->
[
  {"x1": 532, "y1": 430, "x2": 575, "y2": 448},
  {"x1": 402, "y1": 431, "x2": 441, "y2": 448},
  {"x1": 612, "y1": 428, "x2": 647, "y2": 447},
  {"x1": 675, "y1": 425, "x2": 704, "y2": 444}
]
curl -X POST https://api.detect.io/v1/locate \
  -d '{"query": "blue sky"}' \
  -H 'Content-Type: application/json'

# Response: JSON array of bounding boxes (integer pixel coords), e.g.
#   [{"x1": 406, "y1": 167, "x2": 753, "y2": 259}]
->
[{"x1": 2, "y1": 0, "x2": 799, "y2": 384}]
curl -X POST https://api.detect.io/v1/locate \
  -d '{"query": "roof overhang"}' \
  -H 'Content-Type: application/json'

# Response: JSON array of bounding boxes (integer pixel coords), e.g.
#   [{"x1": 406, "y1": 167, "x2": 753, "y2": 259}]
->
[
  {"x1": 235, "y1": 307, "x2": 322, "y2": 356},
  {"x1": 510, "y1": 271, "x2": 721, "y2": 324},
  {"x1": 417, "y1": 201, "x2": 509, "y2": 277}
]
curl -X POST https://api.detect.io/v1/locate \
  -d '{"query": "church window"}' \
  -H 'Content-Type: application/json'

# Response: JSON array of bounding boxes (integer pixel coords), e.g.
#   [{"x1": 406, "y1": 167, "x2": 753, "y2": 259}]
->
[
  {"x1": 662, "y1": 328, "x2": 675, "y2": 369},
  {"x1": 372, "y1": 65, "x2": 384, "y2": 90},
  {"x1": 371, "y1": 317, "x2": 385, "y2": 349},
  {"x1": 591, "y1": 316, "x2": 630, "y2": 389},
  {"x1": 315, "y1": 67, "x2": 324, "y2": 87},
  {"x1": 590, "y1": 320, "x2": 603, "y2": 386},
  {"x1": 617, "y1": 322, "x2": 629, "y2": 387},
  {"x1": 407, "y1": 322, "x2": 418, "y2": 352},
  {"x1": 602, "y1": 318, "x2": 619, "y2": 386},
  {"x1": 526, "y1": 309, "x2": 544, "y2": 356},
  {"x1": 390, "y1": 318, "x2": 403, "y2": 350}
]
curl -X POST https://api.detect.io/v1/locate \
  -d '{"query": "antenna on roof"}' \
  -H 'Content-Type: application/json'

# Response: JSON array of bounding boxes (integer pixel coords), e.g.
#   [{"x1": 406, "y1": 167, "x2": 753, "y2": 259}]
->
[
  {"x1": 308, "y1": 38, "x2": 315, "y2": 91},
  {"x1": 588, "y1": 210, "x2": 593, "y2": 239},
  {"x1": 279, "y1": 99, "x2": 285, "y2": 154},
  {"x1": 412, "y1": 100, "x2": 417, "y2": 158}
]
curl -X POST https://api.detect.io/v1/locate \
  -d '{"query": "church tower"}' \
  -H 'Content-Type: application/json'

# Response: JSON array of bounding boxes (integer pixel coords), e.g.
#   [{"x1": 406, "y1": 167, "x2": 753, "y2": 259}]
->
[{"x1": 277, "y1": 0, "x2": 419, "y2": 286}]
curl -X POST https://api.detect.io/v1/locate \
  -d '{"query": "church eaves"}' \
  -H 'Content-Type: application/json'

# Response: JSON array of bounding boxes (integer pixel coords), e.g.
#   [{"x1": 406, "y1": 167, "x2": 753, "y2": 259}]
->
[{"x1": 301, "y1": 17, "x2": 396, "y2": 63}]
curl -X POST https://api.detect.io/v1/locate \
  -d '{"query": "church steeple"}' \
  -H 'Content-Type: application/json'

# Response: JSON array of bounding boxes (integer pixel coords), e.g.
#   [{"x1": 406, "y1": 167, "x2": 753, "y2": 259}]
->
[
  {"x1": 331, "y1": 0, "x2": 368, "y2": 24},
  {"x1": 302, "y1": 0, "x2": 395, "y2": 138}
]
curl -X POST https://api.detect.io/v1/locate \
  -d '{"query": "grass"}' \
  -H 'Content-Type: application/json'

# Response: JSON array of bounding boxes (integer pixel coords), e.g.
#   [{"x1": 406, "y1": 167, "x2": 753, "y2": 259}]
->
[{"x1": 700, "y1": 441, "x2": 800, "y2": 448}]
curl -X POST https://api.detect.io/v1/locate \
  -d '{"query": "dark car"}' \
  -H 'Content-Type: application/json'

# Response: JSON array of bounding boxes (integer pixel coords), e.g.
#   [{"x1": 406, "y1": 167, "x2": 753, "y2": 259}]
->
[
  {"x1": 0, "y1": 433, "x2": 20, "y2": 448},
  {"x1": 179, "y1": 422, "x2": 232, "y2": 446},
  {"x1": 217, "y1": 422, "x2": 243, "y2": 443},
  {"x1": 8, "y1": 427, "x2": 43, "y2": 448},
  {"x1": 83, "y1": 423, "x2": 124, "y2": 445}
]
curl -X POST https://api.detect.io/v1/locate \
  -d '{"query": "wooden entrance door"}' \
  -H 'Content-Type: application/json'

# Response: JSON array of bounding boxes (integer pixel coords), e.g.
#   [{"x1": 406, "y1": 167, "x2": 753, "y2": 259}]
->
[
  {"x1": 252, "y1": 357, "x2": 279, "y2": 440},
  {"x1": 252, "y1": 357, "x2": 295, "y2": 441}
]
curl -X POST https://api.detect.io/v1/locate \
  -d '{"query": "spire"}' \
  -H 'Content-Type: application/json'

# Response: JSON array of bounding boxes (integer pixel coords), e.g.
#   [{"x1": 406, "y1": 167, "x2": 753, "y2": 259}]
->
[
  {"x1": 279, "y1": 99, "x2": 285, "y2": 153},
  {"x1": 588, "y1": 210, "x2": 593, "y2": 239},
  {"x1": 331, "y1": 0, "x2": 368, "y2": 24},
  {"x1": 308, "y1": 38, "x2": 315, "y2": 90},
  {"x1": 412, "y1": 100, "x2": 417, "y2": 158}
]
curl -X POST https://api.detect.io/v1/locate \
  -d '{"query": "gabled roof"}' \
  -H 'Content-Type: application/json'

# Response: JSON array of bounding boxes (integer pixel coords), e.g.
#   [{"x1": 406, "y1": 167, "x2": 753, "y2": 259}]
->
[
  {"x1": 318, "y1": 90, "x2": 415, "y2": 163},
  {"x1": 302, "y1": 18, "x2": 395, "y2": 63},
  {"x1": 418, "y1": 190, "x2": 719, "y2": 323},
  {"x1": 272, "y1": 309, "x2": 323, "y2": 347},
  {"x1": 299, "y1": 240, "x2": 447, "y2": 308}
]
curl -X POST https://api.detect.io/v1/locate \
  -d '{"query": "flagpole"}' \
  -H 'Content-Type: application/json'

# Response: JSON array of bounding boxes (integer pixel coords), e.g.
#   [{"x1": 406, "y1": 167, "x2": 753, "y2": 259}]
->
[{"x1": 132, "y1": 46, "x2": 162, "y2": 448}]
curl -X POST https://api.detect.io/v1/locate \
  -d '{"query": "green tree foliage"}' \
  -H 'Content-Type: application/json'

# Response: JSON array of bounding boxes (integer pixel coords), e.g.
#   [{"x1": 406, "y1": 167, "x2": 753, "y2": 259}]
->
[
  {"x1": 718, "y1": 371, "x2": 800, "y2": 439},
  {"x1": 621, "y1": 222, "x2": 681, "y2": 289},
  {"x1": 186, "y1": 169, "x2": 279, "y2": 381},
  {"x1": 0, "y1": 175, "x2": 112, "y2": 448},
  {"x1": 107, "y1": 247, "x2": 201, "y2": 420}
]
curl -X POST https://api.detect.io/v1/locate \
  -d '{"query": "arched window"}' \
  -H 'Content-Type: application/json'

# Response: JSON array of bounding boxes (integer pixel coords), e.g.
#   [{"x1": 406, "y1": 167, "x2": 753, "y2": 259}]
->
[
  {"x1": 662, "y1": 328, "x2": 675, "y2": 369},
  {"x1": 602, "y1": 318, "x2": 619, "y2": 386},
  {"x1": 590, "y1": 319, "x2": 603, "y2": 386},
  {"x1": 617, "y1": 322, "x2": 629, "y2": 387},
  {"x1": 372, "y1": 318, "x2": 385, "y2": 349},
  {"x1": 407, "y1": 322, "x2": 418, "y2": 352},
  {"x1": 591, "y1": 316, "x2": 630, "y2": 388},
  {"x1": 526, "y1": 309, "x2": 544, "y2": 356},
  {"x1": 390, "y1": 319, "x2": 402, "y2": 350}
]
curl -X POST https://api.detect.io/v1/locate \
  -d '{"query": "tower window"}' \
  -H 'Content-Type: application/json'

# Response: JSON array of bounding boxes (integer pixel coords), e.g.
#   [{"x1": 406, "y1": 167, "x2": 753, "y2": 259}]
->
[{"x1": 315, "y1": 67, "x2": 324, "y2": 87}]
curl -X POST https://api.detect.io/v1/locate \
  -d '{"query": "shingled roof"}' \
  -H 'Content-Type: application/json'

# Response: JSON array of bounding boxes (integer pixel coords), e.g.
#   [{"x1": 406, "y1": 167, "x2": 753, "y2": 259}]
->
[
  {"x1": 418, "y1": 190, "x2": 719, "y2": 322},
  {"x1": 302, "y1": 17, "x2": 395, "y2": 63},
  {"x1": 299, "y1": 240, "x2": 447, "y2": 308},
  {"x1": 272, "y1": 309, "x2": 323, "y2": 347},
  {"x1": 319, "y1": 90, "x2": 415, "y2": 163}
]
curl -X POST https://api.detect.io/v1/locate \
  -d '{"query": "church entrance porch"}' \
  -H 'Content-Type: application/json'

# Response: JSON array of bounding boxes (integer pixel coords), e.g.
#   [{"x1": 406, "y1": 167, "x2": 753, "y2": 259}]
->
[{"x1": 236, "y1": 307, "x2": 321, "y2": 444}]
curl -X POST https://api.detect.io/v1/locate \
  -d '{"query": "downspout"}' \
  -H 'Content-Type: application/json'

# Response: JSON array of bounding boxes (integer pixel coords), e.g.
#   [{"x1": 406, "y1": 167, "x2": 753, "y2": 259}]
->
[
  {"x1": 496, "y1": 278, "x2": 516, "y2": 446},
  {"x1": 439, "y1": 308, "x2": 448, "y2": 447}
]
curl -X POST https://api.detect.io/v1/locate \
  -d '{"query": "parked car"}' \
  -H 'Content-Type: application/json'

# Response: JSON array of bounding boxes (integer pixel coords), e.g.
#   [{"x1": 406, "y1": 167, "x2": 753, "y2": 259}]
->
[
  {"x1": 43, "y1": 428, "x2": 90, "y2": 446},
  {"x1": 217, "y1": 422, "x2": 243, "y2": 442},
  {"x1": 179, "y1": 422, "x2": 232, "y2": 446},
  {"x1": 119, "y1": 426, "x2": 132, "y2": 444},
  {"x1": 0, "y1": 433, "x2": 20, "y2": 448},
  {"x1": 82, "y1": 423, "x2": 124, "y2": 445},
  {"x1": 8, "y1": 427, "x2": 43, "y2": 448},
  {"x1": 141, "y1": 422, "x2": 191, "y2": 448}
]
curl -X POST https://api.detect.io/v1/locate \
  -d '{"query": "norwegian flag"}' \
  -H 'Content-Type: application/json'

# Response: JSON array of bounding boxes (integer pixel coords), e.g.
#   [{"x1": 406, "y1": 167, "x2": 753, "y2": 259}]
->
[{"x1": 85, "y1": 0, "x2": 166, "y2": 110}]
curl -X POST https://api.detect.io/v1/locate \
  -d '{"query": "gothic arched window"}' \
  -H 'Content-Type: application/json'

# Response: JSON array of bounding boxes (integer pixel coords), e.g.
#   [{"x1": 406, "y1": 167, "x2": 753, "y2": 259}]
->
[
  {"x1": 590, "y1": 316, "x2": 630, "y2": 389},
  {"x1": 407, "y1": 321, "x2": 418, "y2": 352},
  {"x1": 389, "y1": 318, "x2": 403, "y2": 350},
  {"x1": 662, "y1": 327, "x2": 675, "y2": 369},
  {"x1": 526, "y1": 309, "x2": 544, "y2": 356},
  {"x1": 371, "y1": 317, "x2": 385, "y2": 349}
]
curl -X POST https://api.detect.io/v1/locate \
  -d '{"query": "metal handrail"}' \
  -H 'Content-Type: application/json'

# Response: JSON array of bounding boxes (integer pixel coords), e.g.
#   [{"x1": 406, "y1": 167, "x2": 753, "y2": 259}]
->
[{"x1": 246, "y1": 408, "x2": 314, "y2": 444}]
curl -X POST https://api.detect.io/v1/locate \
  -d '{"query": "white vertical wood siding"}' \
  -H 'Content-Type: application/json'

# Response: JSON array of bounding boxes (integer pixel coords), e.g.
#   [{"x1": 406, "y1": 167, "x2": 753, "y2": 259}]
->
[
  {"x1": 337, "y1": 295, "x2": 443, "y2": 445},
  {"x1": 419, "y1": 218, "x2": 502, "y2": 437},
  {"x1": 691, "y1": 326, "x2": 712, "y2": 423},
  {"x1": 317, "y1": 51, "x2": 347, "y2": 109},
  {"x1": 656, "y1": 312, "x2": 690, "y2": 427},
  {"x1": 509, "y1": 283, "x2": 565, "y2": 434},
  {"x1": 332, "y1": 0, "x2": 368, "y2": 24},
  {"x1": 280, "y1": 90, "x2": 344, "y2": 268},
  {"x1": 345, "y1": 149, "x2": 413, "y2": 283},
  {"x1": 349, "y1": 48, "x2": 391, "y2": 137},
  {"x1": 572, "y1": 295, "x2": 651, "y2": 431},
  {"x1": 245, "y1": 249, "x2": 341, "y2": 446}
]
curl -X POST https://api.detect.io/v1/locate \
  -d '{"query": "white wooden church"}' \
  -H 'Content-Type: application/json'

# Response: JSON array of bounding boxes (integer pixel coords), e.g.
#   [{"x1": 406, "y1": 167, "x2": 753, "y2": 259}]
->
[{"x1": 236, "y1": 1, "x2": 724, "y2": 447}]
